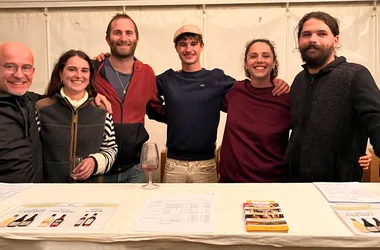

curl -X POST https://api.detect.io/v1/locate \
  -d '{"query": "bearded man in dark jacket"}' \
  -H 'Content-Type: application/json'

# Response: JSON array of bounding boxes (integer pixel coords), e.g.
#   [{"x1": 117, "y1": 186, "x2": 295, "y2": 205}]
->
[{"x1": 285, "y1": 12, "x2": 380, "y2": 182}]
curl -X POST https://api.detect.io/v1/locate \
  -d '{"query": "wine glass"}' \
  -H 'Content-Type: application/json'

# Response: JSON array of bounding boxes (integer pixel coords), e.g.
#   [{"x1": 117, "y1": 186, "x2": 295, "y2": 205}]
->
[
  {"x1": 140, "y1": 142, "x2": 159, "y2": 189},
  {"x1": 70, "y1": 156, "x2": 83, "y2": 180}
]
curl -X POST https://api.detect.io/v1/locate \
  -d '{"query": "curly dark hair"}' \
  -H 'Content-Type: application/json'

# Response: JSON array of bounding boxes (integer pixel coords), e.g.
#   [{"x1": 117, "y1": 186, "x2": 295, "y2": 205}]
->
[{"x1": 244, "y1": 39, "x2": 279, "y2": 82}]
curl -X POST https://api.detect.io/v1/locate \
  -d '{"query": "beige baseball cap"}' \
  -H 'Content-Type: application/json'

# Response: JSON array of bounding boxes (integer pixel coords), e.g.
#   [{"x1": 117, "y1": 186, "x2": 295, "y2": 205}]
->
[{"x1": 173, "y1": 24, "x2": 203, "y2": 43}]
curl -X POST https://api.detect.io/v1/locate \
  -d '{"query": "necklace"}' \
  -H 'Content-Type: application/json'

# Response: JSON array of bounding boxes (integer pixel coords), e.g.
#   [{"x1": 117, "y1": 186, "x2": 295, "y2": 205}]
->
[{"x1": 115, "y1": 71, "x2": 128, "y2": 95}]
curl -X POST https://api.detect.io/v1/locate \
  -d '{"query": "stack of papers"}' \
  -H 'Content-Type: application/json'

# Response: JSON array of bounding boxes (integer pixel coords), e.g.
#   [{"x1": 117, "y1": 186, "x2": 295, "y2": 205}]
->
[{"x1": 314, "y1": 182, "x2": 380, "y2": 203}]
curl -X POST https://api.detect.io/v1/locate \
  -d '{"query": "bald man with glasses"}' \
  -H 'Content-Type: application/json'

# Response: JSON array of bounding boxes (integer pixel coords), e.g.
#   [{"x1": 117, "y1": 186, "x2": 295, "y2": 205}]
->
[{"x1": 0, "y1": 42, "x2": 43, "y2": 183}]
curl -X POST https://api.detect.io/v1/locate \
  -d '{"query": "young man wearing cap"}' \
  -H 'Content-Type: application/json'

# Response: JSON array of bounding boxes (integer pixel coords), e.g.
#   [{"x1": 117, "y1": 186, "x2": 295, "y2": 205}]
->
[{"x1": 156, "y1": 24, "x2": 289, "y2": 183}]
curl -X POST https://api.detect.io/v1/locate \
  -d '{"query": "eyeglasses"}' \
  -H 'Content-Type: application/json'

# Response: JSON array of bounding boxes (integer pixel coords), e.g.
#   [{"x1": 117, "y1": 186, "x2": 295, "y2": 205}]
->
[{"x1": 0, "y1": 63, "x2": 34, "y2": 76}]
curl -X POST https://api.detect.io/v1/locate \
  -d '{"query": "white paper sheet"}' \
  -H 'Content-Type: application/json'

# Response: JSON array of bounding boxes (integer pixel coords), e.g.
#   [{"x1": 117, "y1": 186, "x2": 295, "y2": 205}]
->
[
  {"x1": 332, "y1": 204, "x2": 380, "y2": 235},
  {"x1": 0, "y1": 203, "x2": 118, "y2": 230},
  {"x1": 133, "y1": 194, "x2": 215, "y2": 233},
  {"x1": 0, "y1": 183, "x2": 33, "y2": 203},
  {"x1": 314, "y1": 182, "x2": 380, "y2": 203}
]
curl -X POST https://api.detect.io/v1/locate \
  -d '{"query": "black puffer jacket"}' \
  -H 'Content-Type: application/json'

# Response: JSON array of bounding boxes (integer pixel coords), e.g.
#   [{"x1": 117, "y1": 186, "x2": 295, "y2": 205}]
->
[{"x1": 0, "y1": 92, "x2": 42, "y2": 183}]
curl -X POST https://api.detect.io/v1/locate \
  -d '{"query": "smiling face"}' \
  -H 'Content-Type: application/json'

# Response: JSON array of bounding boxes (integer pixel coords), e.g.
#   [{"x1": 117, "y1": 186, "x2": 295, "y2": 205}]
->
[
  {"x1": 244, "y1": 41, "x2": 276, "y2": 82},
  {"x1": 298, "y1": 18, "x2": 339, "y2": 70},
  {"x1": 106, "y1": 17, "x2": 138, "y2": 59},
  {"x1": 59, "y1": 56, "x2": 90, "y2": 99},
  {"x1": 0, "y1": 42, "x2": 35, "y2": 96},
  {"x1": 175, "y1": 35, "x2": 204, "y2": 69}
]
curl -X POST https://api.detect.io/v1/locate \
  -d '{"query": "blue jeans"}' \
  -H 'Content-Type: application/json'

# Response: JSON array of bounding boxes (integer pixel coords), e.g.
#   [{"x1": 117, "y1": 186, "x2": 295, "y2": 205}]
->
[{"x1": 103, "y1": 163, "x2": 145, "y2": 183}]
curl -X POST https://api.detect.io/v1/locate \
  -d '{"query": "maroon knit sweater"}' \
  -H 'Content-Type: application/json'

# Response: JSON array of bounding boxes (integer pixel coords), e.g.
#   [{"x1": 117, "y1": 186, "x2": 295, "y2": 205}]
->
[{"x1": 219, "y1": 79, "x2": 291, "y2": 183}]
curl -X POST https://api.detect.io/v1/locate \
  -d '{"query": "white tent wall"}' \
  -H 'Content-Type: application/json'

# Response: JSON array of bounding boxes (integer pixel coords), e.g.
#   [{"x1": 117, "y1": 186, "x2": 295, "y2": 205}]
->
[{"x1": 0, "y1": 1, "x2": 378, "y2": 182}]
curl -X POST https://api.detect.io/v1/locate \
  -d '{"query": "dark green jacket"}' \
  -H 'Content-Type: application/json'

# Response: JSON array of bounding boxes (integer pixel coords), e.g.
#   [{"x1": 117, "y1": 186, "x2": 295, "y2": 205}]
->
[{"x1": 36, "y1": 94, "x2": 107, "y2": 183}]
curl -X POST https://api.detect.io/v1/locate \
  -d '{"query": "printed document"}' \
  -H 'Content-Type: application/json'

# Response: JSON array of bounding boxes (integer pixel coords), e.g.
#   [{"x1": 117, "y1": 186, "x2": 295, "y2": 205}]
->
[
  {"x1": 314, "y1": 182, "x2": 380, "y2": 203},
  {"x1": 0, "y1": 203, "x2": 118, "y2": 230},
  {"x1": 133, "y1": 194, "x2": 215, "y2": 233}
]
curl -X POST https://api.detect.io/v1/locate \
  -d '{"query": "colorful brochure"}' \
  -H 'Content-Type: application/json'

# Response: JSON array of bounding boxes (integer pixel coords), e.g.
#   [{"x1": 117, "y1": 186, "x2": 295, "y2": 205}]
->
[{"x1": 243, "y1": 200, "x2": 288, "y2": 232}]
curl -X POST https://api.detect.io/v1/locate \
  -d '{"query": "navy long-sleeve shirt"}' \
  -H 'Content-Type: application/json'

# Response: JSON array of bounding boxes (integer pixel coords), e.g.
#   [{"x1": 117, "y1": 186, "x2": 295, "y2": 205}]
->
[{"x1": 156, "y1": 68, "x2": 235, "y2": 160}]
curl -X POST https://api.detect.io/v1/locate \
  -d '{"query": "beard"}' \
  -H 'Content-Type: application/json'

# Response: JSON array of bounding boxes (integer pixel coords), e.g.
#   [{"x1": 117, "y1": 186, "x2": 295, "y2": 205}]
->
[
  {"x1": 300, "y1": 43, "x2": 334, "y2": 69},
  {"x1": 110, "y1": 40, "x2": 137, "y2": 59}
]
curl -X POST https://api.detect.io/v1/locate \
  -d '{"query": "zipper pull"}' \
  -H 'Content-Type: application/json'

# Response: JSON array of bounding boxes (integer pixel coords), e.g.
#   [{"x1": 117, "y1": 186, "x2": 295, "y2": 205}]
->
[
  {"x1": 309, "y1": 77, "x2": 315, "y2": 91},
  {"x1": 73, "y1": 112, "x2": 78, "y2": 124}
]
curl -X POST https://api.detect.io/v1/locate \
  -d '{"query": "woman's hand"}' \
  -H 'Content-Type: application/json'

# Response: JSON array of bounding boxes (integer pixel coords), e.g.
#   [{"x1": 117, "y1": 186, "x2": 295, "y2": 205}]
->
[{"x1": 73, "y1": 157, "x2": 96, "y2": 180}]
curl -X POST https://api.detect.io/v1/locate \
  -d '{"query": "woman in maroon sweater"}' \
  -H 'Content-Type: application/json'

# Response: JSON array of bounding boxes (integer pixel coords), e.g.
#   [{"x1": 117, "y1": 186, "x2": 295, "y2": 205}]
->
[{"x1": 218, "y1": 39, "x2": 372, "y2": 183}]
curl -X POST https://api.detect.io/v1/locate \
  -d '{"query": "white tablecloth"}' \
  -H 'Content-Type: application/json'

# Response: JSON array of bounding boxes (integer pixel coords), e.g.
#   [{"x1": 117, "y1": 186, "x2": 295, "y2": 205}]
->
[{"x1": 0, "y1": 183, "x2": 380, "y2": 249}]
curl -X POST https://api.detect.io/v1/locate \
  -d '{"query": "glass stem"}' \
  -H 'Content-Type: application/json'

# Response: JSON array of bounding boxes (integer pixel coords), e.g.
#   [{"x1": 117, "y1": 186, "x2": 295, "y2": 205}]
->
[{"x1": 148, "y1": 173, "x2": 153, "y2": 184}]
